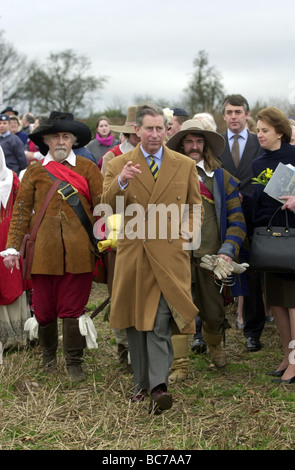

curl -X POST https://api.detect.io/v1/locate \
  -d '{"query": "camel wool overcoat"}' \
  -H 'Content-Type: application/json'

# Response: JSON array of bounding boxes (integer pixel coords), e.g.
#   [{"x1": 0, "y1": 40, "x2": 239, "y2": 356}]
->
[{"x1": 101, "y1": 144, "x2": 203, "y2": 334}]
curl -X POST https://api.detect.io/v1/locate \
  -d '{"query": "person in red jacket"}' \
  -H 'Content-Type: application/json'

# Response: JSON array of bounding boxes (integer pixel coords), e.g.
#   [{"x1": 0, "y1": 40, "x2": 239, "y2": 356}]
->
[{"x1": 0, "y1": 147, "x2": 31, "y2": 350}]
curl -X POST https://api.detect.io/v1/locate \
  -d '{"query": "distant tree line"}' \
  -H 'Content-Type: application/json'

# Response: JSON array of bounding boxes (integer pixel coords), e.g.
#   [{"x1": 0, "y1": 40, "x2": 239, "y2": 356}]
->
[{"x1": 1, "y1": 30, "x2": 294, "y2": 130}]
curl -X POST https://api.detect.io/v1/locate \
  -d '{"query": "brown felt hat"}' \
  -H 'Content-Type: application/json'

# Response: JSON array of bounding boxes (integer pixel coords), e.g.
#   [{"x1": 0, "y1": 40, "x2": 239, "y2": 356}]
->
[
  {"x1": 166, "y1": 119, "x2": 225, "y2": 156},
  {"x1": 109, "y1": 106, "x2": 137, "y2": 134}
]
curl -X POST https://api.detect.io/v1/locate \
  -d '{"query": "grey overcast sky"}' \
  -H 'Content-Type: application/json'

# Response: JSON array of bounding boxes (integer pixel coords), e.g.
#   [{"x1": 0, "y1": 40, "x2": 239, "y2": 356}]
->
[{"x1": 1, "y1": 0, "x2": 295, "y2": 113}]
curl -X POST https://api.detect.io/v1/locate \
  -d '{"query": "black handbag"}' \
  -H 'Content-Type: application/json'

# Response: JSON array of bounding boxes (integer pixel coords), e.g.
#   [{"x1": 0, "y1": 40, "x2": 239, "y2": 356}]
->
[{"x1": 249, "y1": 206, "x2": 295, "y2": 273}]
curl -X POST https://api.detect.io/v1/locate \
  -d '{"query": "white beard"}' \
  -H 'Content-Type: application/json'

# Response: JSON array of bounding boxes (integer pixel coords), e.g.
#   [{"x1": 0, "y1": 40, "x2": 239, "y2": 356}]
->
[{"x1": 53, "y1": 148, "x2": 68, "y2": 162}]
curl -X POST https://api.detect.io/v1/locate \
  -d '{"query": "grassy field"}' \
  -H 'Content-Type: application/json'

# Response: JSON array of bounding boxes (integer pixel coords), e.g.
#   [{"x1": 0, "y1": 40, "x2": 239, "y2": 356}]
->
[{"x1": 0, "y1": 283, "x2": 294, "y2": 451}]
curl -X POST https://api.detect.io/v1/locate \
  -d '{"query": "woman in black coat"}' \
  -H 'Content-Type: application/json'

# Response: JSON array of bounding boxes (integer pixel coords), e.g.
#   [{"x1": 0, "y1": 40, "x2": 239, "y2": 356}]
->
[{"x1": 243, "y1": 107, "x2": 295, "y2": 384}]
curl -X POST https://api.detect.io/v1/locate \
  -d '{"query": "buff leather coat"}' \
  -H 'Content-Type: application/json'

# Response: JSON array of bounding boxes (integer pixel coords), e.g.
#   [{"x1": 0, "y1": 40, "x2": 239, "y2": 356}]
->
[
  {"x1": 101, "y1": 144, "x2": 203, "y2": 334},
  {"x1": 6, "y1": 156, "x2": 103, "y2": 275}
]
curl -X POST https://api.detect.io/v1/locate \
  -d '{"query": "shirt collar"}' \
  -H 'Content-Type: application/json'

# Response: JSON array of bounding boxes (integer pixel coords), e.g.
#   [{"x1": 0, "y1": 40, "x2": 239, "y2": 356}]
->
[
  {"x1": 227, "y1": 127, "x2": 248, "y2": 140},
  {"x1": 0, "y1": 131, "x2": 10, "y2": 138},
  {"x1": 42, "y1": 149, "x2": 77, "y2": 166},
  {"x1": 196, "y1": 159, "x2": 214, "y2": 178},
  {"x1": 140, "y1": 144, "x2": 163, "y2": 161}
]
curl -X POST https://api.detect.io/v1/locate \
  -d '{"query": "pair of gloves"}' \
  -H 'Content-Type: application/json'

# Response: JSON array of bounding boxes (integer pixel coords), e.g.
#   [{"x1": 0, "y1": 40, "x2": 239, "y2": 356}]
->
[
  {"x1": 97, "y1": 217, "x2": 249, "y2": 282},
  {"x1": 97, "y1": 214, "x2": 122, "y2": 252},
  {"x1": 200, "y1": 254, "x2": 249, "y2": 280}
]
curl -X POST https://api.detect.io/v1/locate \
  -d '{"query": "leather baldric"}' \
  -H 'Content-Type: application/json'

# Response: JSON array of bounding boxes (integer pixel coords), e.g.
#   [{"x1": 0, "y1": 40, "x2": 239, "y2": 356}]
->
[
  {"x1": 45, "y1": 170, "x2": 98, "y2": 251},
  {"x1": 20, "y1": 177, "x2": 62, "y2": 279}
]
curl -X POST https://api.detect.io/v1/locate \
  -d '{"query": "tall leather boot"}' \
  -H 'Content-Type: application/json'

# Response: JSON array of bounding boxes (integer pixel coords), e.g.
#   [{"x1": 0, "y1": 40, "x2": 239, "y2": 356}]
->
[
  {"x1": 191, "y1": 316, "x2": 207, "y2": 354},
  {"x1": 202, "y1": 329, "x2": 226, "y2": 368},
  {"x1": 63, "y1": 318, "x2": 86, "y2": 382},
  {"x1": 38, "y1": 320, "x2": 58, "y2": 370},
  {"x1": 169, "y1": 335, "x2": 189, "y2": 384}
]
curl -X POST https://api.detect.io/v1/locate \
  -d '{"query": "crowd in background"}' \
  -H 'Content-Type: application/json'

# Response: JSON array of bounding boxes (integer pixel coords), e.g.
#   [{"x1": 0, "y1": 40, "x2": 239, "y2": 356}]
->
[{"x1": 1, "y1": 96, "x2": 295, "y2": 414}]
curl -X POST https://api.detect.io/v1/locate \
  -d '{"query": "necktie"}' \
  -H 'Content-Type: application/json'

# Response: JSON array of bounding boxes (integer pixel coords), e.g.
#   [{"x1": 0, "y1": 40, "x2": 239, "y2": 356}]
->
[
  {"x1": 231, "y1": 134, "x2": 240, "y2": 168},
  {"x1": 149, "y1": 156, "x2": 159, "y2": 181}
]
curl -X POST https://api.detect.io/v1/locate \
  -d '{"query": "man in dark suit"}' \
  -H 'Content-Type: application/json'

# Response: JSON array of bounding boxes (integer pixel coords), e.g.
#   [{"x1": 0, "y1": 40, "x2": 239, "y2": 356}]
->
[
  {"x1": 219, "y1": 94, "x2": 265, "y2": 352},
  {"x1": 220, "y1": 94, "x2": 262, "y2": 193}
]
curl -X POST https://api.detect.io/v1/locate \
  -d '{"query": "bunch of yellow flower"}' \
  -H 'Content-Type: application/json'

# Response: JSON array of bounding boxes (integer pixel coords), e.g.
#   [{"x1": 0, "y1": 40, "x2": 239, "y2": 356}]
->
[{"x1": 252, "y1": 168, "x2": 274, "y2": 186}]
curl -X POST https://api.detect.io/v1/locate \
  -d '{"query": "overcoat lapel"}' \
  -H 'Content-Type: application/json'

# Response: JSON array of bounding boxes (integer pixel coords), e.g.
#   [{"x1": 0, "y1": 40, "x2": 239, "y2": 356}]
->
[
  {"x1": 148, "y1": 147, "x2": 181, "y2": 206},
  {"x1": 130, "y1": 146, "x2": 155, "y2": 196},
  {"x1": 130, "y1": 145, "x2": 182, "y2": 206}
]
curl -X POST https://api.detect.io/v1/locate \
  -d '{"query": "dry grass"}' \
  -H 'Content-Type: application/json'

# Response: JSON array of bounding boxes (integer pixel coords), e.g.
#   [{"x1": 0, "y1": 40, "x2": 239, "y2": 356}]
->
[{"x1": 0, "y1": 282, "x2": 295, "y2": 450}]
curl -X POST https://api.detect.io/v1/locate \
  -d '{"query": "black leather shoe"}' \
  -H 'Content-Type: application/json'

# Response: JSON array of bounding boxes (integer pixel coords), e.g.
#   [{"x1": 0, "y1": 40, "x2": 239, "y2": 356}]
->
[
  {"x1": 246, "y1": 337, "x2": 262, "y2": 352},
  {"x1": 149, "y1": 388, "x2": 173, "y2": 415},
  {"x1": 272, "y1": 376, "x2": 295, "y2": 384},
  {"x1": 267, "y1": 368, "x2": 286, "y2": 377},
  {"x1": 191, "y1": 338, "x2": 207, "y2": 354}
]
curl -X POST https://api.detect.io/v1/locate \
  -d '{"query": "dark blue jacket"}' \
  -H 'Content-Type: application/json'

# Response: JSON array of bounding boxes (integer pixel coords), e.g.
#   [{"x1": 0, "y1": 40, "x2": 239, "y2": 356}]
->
[{"x1": 0, "y1": 133, "x2": 28, "y2": 175}]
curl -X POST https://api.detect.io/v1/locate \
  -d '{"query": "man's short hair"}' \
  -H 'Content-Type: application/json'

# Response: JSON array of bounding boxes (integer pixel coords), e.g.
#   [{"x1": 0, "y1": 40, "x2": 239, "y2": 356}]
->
[
  {"x1": 24, "y1": 113, "x2": 35, "y2": 124},
  {"x1": 222, "y1": 94, "x2": 250, "y2": 114},
  {"x1": 175, "y1": 115, "x2": 189, "y2": 126},
  {"x1": 136, "y1": 103, "x2": 167, "y2": 127},
  {"x1": 171, "y1": 107, "x2": 189, "y2": 125}
]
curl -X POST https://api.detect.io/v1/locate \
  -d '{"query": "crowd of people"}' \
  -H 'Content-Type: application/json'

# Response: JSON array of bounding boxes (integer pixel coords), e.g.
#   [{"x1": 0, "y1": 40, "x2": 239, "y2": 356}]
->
[{"x1": 0, "y1": 96, "x2": 295, "y2": 415}]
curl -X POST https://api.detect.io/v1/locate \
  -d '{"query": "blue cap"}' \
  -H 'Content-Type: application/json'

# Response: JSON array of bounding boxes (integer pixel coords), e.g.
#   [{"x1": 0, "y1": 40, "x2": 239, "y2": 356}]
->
[{"x1": 171, "y1": 108, "x2": 189, "y2": 117}]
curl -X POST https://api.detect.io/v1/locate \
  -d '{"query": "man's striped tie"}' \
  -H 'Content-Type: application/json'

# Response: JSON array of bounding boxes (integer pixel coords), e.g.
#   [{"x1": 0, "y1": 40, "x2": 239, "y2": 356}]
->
[{"x1": 149, "y1": 156, "x2": 159, "y2": 181}]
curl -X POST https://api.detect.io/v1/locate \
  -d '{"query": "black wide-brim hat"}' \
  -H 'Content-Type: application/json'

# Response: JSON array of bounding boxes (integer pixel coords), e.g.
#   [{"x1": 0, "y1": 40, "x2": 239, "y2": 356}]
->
[{"x1": 29, "y1": 111, "x2": 92, "y2": 155}]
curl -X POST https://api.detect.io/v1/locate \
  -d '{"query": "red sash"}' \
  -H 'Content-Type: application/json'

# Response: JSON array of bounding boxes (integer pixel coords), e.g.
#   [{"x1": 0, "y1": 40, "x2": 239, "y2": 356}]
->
[
  {"x1": 199, "y1": 180, "x2": 214, "y2": 203},
  {"x1": 45, "y1": 161, "x2": 91, "y2": 205},
  {"x1": 111, "y1": 144, "x2": 123, "y2": 157}
]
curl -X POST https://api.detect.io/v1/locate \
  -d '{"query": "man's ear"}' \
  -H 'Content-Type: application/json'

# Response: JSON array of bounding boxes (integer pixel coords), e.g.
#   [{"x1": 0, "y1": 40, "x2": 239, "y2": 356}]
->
[{"x1": 134, "y1": 125, "x2": 141, "y2": 139}]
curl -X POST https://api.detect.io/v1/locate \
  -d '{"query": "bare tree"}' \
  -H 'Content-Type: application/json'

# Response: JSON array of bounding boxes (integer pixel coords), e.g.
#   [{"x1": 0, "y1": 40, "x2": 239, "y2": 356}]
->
[
  {"x1": 0, "y1": 31, "x2": 28, "y2": 109},
  {"x1": 183, "y1": 50, "x2": 225, "y2": 115},
  {"x1": 12, "y1": 50, "x2": 108, "y2": 116}
]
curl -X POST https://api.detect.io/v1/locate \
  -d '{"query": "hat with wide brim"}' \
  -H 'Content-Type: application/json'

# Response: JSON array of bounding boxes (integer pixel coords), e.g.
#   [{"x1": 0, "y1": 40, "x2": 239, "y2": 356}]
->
[
  {"x1": 29, "y1": 112, "x2": 92, "y2": 155},
  {"x1": 1, "y1": 106, "x2": 18, "y2": 116},
  {"x1": 166, "y1": 119, "x2": 225, "y2": 156},
  {"x1": 109, "y1": 106, "x2": 137, "y2": 134}
]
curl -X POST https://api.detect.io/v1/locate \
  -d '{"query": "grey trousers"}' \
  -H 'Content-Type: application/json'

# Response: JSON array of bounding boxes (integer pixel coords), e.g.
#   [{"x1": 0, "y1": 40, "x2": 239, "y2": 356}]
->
[{"x1": 126, "y1": 295, "x2": 174, "y2": 392}]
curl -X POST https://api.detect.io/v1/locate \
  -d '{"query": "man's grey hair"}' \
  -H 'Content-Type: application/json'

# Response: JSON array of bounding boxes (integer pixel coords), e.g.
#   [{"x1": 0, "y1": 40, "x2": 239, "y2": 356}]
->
[
  {"x1": 136, "y1": 103, "x2": 167, "y2": 127},
  {"x1": 24, "y1": 112, "x2": 35, "y2": 124}
]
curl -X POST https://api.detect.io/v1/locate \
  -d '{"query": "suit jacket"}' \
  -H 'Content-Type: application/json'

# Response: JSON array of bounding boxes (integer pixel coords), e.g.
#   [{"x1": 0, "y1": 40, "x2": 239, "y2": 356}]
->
[
  {"x1": 219, "y1": 131, "x2": 262, "y2": 194},
  {"x1": 101, "y1": 143, "x2": 203, "y2": 334}
]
